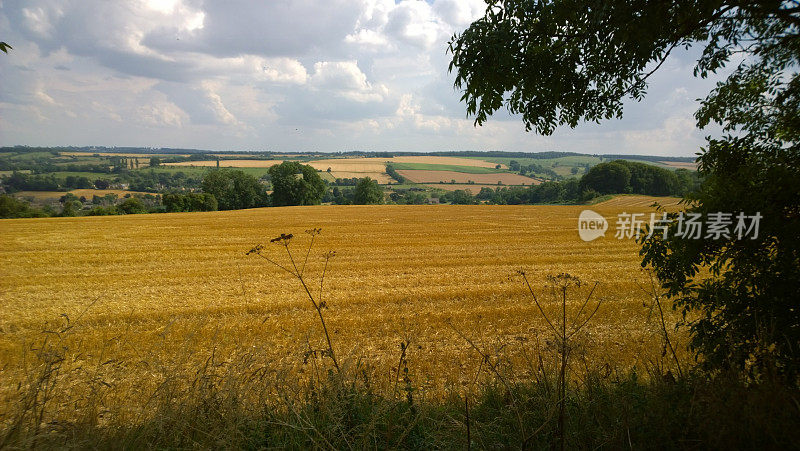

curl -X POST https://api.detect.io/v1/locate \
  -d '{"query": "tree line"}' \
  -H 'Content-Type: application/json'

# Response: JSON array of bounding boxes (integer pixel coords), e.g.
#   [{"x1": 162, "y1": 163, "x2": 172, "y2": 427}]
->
[{"x1": 2, "y1": 159, "x2": 699, "y2": 218}]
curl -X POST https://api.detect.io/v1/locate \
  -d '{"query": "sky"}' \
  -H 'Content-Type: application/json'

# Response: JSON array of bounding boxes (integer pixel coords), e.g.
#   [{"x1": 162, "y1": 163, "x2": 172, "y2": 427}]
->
[{"x1": 0, "y1": 0, "x2": 726, "y2": 156}]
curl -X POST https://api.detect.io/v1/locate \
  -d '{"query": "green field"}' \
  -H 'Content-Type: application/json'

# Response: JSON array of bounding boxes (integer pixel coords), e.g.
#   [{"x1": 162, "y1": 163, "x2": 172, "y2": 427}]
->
[
  {"x1": 48, "y1": 171, "x2": 116, "y2": 180},
  {"x1": 0, "y1": 170, "x2": 31, "y2": 176},
  {"x1": 466, "y1": 155, "x2": 601, "y2": 177},
  {"x1": 319, "y1": 170, "x2": 336, "y2": 182},
  {"x1": 0, "y1": 151, "x2": 58, "y2": 160}
]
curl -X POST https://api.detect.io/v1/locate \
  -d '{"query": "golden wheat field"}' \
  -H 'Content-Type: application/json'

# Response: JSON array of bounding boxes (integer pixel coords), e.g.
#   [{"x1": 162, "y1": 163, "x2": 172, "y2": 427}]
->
[
  {"x1": 164, "y1": 159, "x2": 290, "y2": 168},
  {"x1": 400, "y1": 169, "x2": 540, "y2": 185},
  {"x1": 60, "y1": 152, "x2": 189, "y2": 158},
  {"x1": 0, "y1": 196, "x2": 687, "y2": 423}
]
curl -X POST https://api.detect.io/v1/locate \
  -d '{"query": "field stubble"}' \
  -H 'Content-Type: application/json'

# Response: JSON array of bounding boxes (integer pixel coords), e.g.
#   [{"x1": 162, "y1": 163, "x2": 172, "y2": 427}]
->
[{"x1": 0, "y1": 197, "x2": 687, "y2": 425}]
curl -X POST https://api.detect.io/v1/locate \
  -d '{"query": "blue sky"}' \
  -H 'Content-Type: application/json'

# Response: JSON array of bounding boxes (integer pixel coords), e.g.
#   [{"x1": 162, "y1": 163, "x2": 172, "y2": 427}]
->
[{"x1": 0, "y1": 0, "x2": 724, "y2": 156}]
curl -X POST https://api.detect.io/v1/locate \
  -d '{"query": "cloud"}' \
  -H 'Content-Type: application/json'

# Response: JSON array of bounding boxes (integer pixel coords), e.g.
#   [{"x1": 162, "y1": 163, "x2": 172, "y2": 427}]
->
[
  {"x1": 384, "y1": 1, "x2": 444, "y2": 49},
  {"x1": 155, "y1": 82, "x2": 238, "y2": 125},
  {"x1": 309, "y1": 61, "x2": 387, "y2": 102},
  {"x1": 0, "y1": 0, "x2": 722, "y2": 155},
  {"x1": 432, "y1": 0, "x2": 486, "y2": 28},
  {"x1": 142, "y1": 0, "x2": 363, "y2": 58}
]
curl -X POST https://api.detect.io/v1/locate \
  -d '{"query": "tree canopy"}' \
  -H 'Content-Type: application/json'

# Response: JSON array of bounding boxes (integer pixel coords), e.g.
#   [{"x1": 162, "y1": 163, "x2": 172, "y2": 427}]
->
[
  {"x1": 451, "y1": 1, "x2": 800, "y2": 380},
  {"x1": 268, "y1": 161, "x2": 327, "y2": 207},
  {"x1": 448, "y1": 1, "x2": 800, "y2": 135},
  {"x1": 580, "y1": 160, "x2": 681, "y2": 196},
  {"x1": 353, "y1": 177, "x2": 384, "y2": 204},
  {"x1": 201, "y1": 169, "x2": 268, "y2": 210}
]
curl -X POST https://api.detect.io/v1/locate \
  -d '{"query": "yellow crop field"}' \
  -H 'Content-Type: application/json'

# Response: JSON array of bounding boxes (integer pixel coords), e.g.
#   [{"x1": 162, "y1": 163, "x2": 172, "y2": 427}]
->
[
  {"x1": 0, "y1": 196, "x2": 687, "y2": 424},
  {"x1": 164, "y1": 155, "x2": 504, "y2": 174},
  {"x1": 328, "y1": 171, "x2": 393, "y2": 183},
  {"x1": 400, "y1": 169, "x2": 540, "y2": 185},
  {"x1": 165, "y1": 159, "x2": 289, "y2": 168},
  {"x1": 307, "y1": 156, "x2": 502, "y2": 170},
  {"x1": 388, "y1": 156, "x2": 504, "y2": 168},
  {"x1": 305, "y1": 158, "x2": 389, "y2": 172},
  {"x1": 308, "y1": 155, "x2": 503, "y2": 172},
  {"x1": 60, "y1": 152, "x2": 189, "y2": 158}
]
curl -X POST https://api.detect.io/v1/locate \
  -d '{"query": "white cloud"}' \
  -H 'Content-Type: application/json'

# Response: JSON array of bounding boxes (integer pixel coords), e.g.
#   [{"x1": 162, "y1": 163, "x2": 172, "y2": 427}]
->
[
  {"x1": 345, "y1": 29, "x2": 391, "y2": 49},
  {"x1": 258, "y1": 58, "x2": 308, "y2": 85},
  {"x1": 309, "y1": 61, "x2": 387, "y2": 102},
  {"x1": 384, "y1": 1, "x2": 444, "y2": 49},
  {"x1": 432, "y1": 0, "x2": 486, "y2": 28},
  {"x1": 136, "y1": 102, "x2": 186, "y2": 127},
  {"x1": 0, "y1": 0, "x2": 722, "y2": 156}
]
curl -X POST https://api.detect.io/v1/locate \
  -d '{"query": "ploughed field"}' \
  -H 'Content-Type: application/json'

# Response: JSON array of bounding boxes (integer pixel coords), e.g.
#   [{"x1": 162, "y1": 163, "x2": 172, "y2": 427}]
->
[{"x1": 0, "y1": 196, "x2": 686, "y2": 422}]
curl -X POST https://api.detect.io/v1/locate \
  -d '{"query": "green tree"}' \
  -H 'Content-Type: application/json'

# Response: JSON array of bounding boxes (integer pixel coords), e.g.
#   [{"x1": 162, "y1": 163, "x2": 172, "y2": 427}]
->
[
  {"x1": 579, "y1": 161, "x2": 631, "y2": 194},
  {"x1": 476, "y1": 187, "x2": 495, "y2": 201},
  {"x1": 268, "y1": 161, "x2": 326, "y2": 206},
  {"x1": 163, "y1": 193, "x2": 218, "y2": 212},
  {"x1": 149, "y1": 157, "x2": 161, "y2": 167},
  {"x1": 0, "y1": 195, "x2": 47, "y2": 218},
  {"x1": 353, "y1": 177, "x2": 383, "y2": 204},
  {"x1": 447, "y1": 189, "x2": 476, "y2": 205},
  {"x1": 118, "y1": 197, "x2": 147, "y2": 214},
  {"x1": 450, "y1": 1, "x2": 800, "y2": 379},
  {"x1": 385, "y1": 165, "x2": 406, "y2": 183},
  {"x1": 615, "y1": 160, "x2": 680, "y2": 196},
  {"x1": 60, "y1": 200, "x2": 82, "y2": 217},
  {"x1": 59, "y1": 193, "x2": 81, "y2": 205},
  {"x1": 201, "y1": 170, "x2": 268, "y2": 210}
]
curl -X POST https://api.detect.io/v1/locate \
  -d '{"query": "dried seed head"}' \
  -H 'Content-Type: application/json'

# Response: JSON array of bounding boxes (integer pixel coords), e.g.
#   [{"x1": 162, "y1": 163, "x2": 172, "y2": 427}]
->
[
  {"x1": 270, "y1": 233, "x2": 293, "y2": 243},
  {"x1": 246, "y1": 244, "x2": 264, "y2": 255},
  {"x1": 547, "y1": 272, "x2": 582, "y2": 288}
]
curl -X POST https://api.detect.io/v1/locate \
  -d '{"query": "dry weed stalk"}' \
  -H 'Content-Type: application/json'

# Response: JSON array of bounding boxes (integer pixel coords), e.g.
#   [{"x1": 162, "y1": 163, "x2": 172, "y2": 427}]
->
[
  {"x1": 636, "y1": 267, "x2": 684, "y2": 379},
  {"x1": 247, "y1": 228, "x2": 340, "y2": 373},
  {"x1": 518, "y1": 271, "x2": 601, "y2": 451}
]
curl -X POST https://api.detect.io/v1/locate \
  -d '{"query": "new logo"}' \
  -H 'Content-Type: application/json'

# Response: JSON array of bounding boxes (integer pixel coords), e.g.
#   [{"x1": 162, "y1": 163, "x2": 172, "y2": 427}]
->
[{"x1": 578, "y1": 210, "x2": 608, "y2": 242}]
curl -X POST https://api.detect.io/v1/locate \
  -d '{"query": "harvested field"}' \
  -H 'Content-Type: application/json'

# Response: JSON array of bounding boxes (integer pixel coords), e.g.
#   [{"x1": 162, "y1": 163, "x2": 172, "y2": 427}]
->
[
  {"x1": 389, "y1": 156, "x2": 503, "y2": 168},
  {"x1": 0, "y1": 198, "x2": 690, "y2": 427},
  {"x1": 308, "y1": 156, "x2": 502, "y2": 169},
  {"x1": 163, "y1": 156, "x2": 505, "y2": 174},
  {"x1": 165, "y1": 159, "x2": 288, "y2": 168},
  {"x1": 329, "y1": 171, "x2": 393, "y2": 183},
  {"x1": 60, "y1": 152, "x2": 189, "y2": 158},
  {"x1": 594, "y1": 194, "x2": 683, "y2": 208},
  {"x1": 399, "y1": 169, "x2": 540, "y2": 185},
  {"x1": 305, "y1": 159, "x2": 388, "y2": 172}
]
